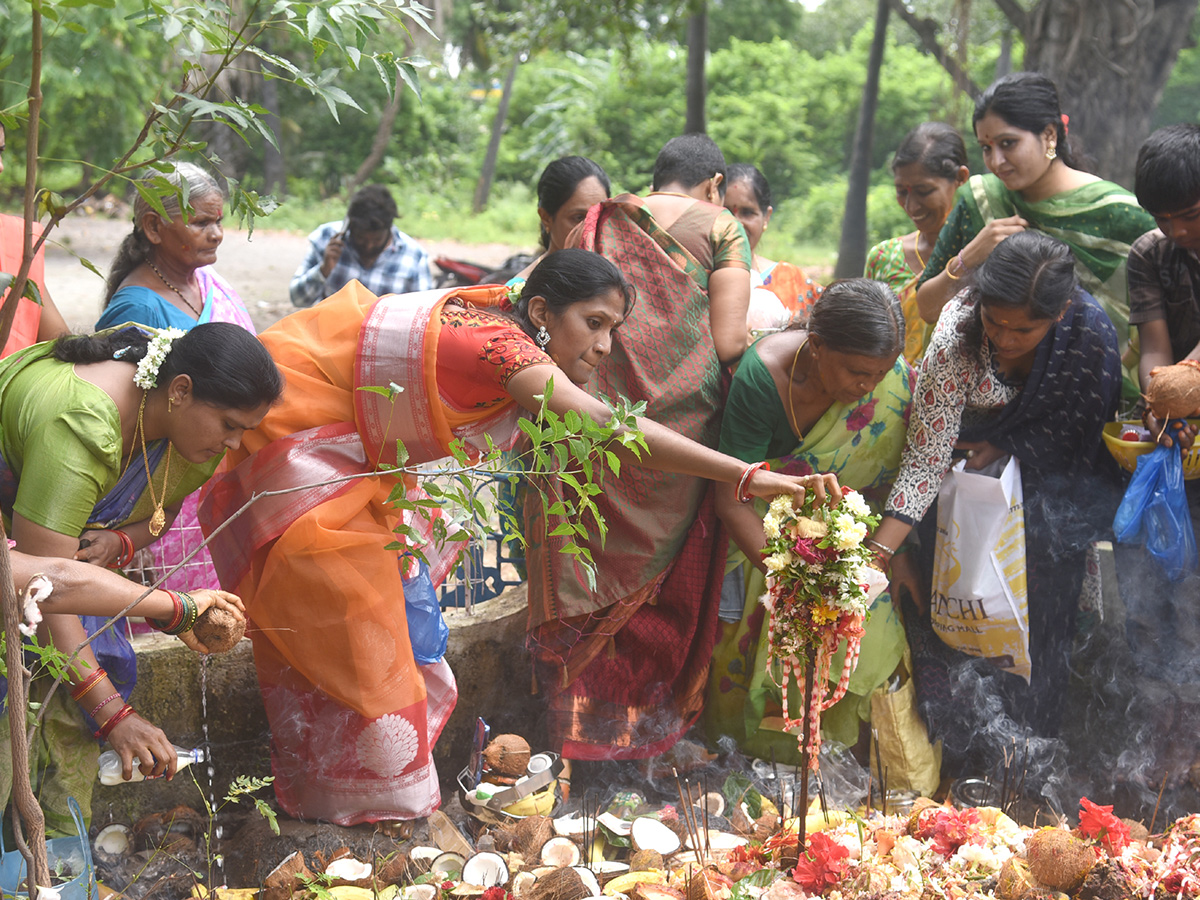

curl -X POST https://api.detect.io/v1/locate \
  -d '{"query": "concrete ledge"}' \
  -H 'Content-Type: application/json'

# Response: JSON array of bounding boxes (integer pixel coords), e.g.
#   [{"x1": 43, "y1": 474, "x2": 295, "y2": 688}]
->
[{"x1": 91, "y1": 583, "x2": 537, "y2": 825}]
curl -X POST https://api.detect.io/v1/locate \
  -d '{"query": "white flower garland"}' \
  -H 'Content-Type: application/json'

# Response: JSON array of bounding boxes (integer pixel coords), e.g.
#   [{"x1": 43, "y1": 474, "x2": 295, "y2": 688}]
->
[{"x1": 134, "y1": 327, "x2": 186, "y2": 390}]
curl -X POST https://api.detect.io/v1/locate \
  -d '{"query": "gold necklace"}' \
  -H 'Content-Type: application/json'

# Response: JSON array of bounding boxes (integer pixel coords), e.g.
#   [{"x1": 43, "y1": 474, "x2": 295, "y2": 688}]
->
[
  {"x1": 146, "y1": 259, "x2": 202, "y2": 317},
  {"x1": 135, "y1": 391, "x2": 172, "y2": 536},
  {"x1": 913, "y1": 234, "x2": 927, "y2": 273},
  {"x1": 786, "y1": 338, "x2": 808, "y2": 441}
]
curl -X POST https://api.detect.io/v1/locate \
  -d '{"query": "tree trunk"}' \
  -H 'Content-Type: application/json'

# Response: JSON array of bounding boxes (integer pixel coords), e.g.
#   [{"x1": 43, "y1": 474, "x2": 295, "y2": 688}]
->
[
  {"x1": 1022, "y1": 0, "x2": 1200, "y2": 187},
  {"x1": 685, "y1": 1, "x2": 707, "y2": 134},
  {"x1": 349, "y1": 87, "x2": 404, "y2": 193},
  {"x1": 472, "y1": 56, "x2": 519, "y2": 214},
  {"x1": 834, "y1": 0, "x2": 889, "y2": 278}
]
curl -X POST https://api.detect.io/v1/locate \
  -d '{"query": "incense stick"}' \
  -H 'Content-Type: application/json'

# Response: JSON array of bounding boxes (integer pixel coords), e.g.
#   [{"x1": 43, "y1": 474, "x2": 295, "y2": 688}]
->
[
  {"x1": 674, "y1": 769, "x2": 701, "y2": 857},
  {"x1": 1150, "y1": 772, "x2": 1169, "y2": 836},
  {"x1": 703, "y1": 773, "x2": 711, "y2": 860}
]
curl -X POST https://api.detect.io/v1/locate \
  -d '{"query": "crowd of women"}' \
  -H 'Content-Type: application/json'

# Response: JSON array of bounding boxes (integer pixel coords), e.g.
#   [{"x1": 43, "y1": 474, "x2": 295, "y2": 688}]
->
[{"x1": 1, "y1": 66, "x2": 1194, "y2": 833}]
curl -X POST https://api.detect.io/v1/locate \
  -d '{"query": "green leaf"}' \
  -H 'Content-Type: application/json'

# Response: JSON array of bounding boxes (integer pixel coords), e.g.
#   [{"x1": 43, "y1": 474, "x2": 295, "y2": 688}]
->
[{"x1": 730, "y1": 869, "x2": 778, "y2": 900}]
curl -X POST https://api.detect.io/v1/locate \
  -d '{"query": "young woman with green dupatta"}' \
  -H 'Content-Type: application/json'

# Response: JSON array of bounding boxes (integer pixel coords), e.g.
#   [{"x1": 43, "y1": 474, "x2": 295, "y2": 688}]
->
[
  {"x1": 915, "y1": 72, "x2": 1154, "y2": 401},
  {"x1": 704, "y1": 280, "x2": 916, "y2": 762}
]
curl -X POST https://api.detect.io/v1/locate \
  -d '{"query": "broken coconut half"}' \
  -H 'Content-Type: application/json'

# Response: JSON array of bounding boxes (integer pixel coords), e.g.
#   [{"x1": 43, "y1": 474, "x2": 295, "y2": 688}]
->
[
  {"x1": 403, "y1": 886, "x2": 438, "y2": 900},
  {"x1": 540, "y1": 836, "x2": 582, "y2": 868},
  {"x1": 630, "y1": 818, "x2": 680, "y2": 857},
  {"x1": 93, "y1": 824, "x2": 131, "y2": 857},
  {"x1": 325, "y1": 858, "x2": 373, "y2": 882},
  {"x1": 430, "y1": 851, "x2": 467, "y2": 880},
  {"x1": 462, "y1": 852, "x2": 509, "y2": 888}
]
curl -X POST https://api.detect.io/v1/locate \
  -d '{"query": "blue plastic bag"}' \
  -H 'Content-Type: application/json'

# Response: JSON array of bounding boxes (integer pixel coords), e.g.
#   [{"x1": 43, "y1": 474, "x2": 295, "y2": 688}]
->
[
  {"x1": 402, "y1": 561, "x2": 449, "y2": 664},
  {"x1": 1113, "y1": 443, "x2": 1198, "y2": 581}
]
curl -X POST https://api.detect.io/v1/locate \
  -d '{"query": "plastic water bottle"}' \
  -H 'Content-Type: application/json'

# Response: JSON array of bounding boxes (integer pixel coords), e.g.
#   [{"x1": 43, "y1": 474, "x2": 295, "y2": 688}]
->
[{"x1": 97, "y1": 746, "x2": 206, "y2": 785}]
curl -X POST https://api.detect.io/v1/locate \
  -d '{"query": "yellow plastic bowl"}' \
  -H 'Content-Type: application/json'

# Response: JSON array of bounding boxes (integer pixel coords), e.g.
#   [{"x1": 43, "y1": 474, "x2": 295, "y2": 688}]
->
[{"x1": 1102, "y1": 420, "x2": 1200, "y2": 480}]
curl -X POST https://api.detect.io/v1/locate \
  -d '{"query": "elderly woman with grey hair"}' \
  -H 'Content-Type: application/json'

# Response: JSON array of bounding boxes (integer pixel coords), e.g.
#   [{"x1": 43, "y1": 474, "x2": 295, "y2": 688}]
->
[
  {"x1": 96, "y1": 162, "x2": 254, "y2": 333},
  {"x1": 93, "y1": 162, "x2": 257, "y2": 592}
]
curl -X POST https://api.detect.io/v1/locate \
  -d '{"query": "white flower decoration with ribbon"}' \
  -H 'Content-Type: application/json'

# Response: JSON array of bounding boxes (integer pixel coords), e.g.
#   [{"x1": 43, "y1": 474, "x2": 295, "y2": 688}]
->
[{"x1": 134, "y1": 328, "x2": 186, "y2": 390}]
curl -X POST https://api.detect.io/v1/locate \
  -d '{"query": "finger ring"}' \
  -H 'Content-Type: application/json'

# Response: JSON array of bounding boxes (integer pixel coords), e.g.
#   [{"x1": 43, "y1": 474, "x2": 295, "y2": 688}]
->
[{"x1": 966, "y1": 450, "x2": 975, "y2": 459}]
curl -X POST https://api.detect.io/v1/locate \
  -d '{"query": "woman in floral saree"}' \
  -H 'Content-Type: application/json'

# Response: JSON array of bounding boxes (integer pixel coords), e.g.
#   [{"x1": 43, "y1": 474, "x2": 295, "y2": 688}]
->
[{"x1": 704, "y1": 280, "x2": 915, "y2": 761}]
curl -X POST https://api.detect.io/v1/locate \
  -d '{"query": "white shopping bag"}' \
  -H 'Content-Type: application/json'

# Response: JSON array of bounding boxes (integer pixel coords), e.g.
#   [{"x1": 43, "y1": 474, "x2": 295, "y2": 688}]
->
[{"x1": 930, "y1": 455, "x2": 1031, "y2": 682}]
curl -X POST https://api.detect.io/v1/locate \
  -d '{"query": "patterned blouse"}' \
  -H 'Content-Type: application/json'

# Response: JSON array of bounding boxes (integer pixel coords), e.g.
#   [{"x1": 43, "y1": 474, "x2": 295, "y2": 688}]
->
[
  {"x1": 437, "y1": 306, "x2": 553, "y2": 412},
  {"x1": 885, "y1": 291, "x2": 1021, "y2": 525}
]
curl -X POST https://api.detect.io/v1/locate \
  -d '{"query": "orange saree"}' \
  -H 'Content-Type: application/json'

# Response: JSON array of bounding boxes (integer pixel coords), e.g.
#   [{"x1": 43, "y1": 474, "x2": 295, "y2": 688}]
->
[{"x1": 202, "y1": 281, "x2": 541, "y2": 824}]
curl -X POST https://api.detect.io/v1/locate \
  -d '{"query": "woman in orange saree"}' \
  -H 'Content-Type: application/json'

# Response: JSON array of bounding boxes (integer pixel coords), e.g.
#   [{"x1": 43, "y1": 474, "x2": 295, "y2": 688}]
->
[{"x1": 203, "y1": 250, "x2": 828, "y2": 823}]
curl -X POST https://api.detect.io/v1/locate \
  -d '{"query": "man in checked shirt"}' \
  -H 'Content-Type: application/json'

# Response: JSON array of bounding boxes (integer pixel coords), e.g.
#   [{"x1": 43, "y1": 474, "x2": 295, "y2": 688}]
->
[{"x1": 290, "y1": 184, "x2": 432, "y2": 307}]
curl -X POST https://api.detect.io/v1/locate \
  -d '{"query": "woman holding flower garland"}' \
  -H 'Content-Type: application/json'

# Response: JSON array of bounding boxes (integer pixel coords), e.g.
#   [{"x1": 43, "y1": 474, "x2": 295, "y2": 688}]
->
[
  {"x1": 201, "y1": 249, "x2": 832, "y2": 825},
  {"x1": 705, "y1": 279, "x2": 915, "y2": 762},
  {"x1": 870, "y1": 231, "x2": 1121, "y2": 772},
  {"x1": 0, "y1": 322, "x2": 280, "y2": 833}
]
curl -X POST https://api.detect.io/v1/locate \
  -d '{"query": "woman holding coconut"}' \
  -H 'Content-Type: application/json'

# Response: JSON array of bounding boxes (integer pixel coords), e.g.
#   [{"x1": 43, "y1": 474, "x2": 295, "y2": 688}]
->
[
  {"x1": 0, "y1": 322, "x2": 280, "y2": 833},
  {"x1": 202, "y1": 249, "x2": 837, "y2": 825}
]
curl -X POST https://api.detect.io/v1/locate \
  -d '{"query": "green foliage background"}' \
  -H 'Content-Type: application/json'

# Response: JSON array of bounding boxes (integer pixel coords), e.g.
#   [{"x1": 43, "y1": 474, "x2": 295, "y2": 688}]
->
[{"x1": 3, "y1": 0, "x2": 1199, "y2": 266}]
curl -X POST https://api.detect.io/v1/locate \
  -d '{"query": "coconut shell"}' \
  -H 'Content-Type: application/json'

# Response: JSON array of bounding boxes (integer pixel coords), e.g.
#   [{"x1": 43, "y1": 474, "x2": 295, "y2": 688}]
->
[
  {"x1": 629, "y1": 849, "x2": 664, "y2": 872},
  {"x1": 375, "y1": 852, "x2": 410, "y2": 886},
  {"x1": 996, "y1": 858, "x2": 1047, "y2": 900},
  {"x1": 483, "y1": 734, "x2": 532, "y2": 777},
  {"x1": 1024, "y1": 828, "x2": 1095, "y2": 893},
  {"x1": 192, "y1": 605, "x2": 246, "y2": 654},
  {"x1": 1122, "y1": 818, "x2": 1150, "y2": 844},
  {"x1": 526, "y1": 866, "x2": 589, "y2": 900},
  {"x1": 514, "y1": 816, "x2": 554, "y2": 858},
  {"x1": 263, "y1": 851, "x2": 313, "y2": 900},
  {"x1": 1146, "y1": 360, "x2": 1200, "y2": 420}
]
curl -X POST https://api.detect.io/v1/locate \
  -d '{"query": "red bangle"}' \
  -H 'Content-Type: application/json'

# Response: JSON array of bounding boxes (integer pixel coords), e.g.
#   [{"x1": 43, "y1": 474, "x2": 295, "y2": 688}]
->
[
  {"x1": 89, "y1": 692, "x2": 122, "y2": 718},
  {"x1": 70, "y1": 668, "x2": 107, "y2": 702},
  {"x1": 114, "y1": 530, "x2": 135, "y2": 568},
  {"x1": 736, "y1": 461, "x2": 771, "y2": 504},
  {"x1": 95, "y1": 704, "x2": 136, "y2": 741},
  {"x1": 150, "y1": 590, "x2": 185, "y2": 633}
]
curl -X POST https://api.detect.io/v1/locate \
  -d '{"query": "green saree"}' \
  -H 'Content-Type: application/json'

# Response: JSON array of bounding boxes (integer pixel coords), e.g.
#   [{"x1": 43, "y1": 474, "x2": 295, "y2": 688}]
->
[
  {"x1": 704, "y1": 341, "x2": 914, "y2": 763},
  {"x1": 920, "y1": 174, "x2": 1155, "y2": 397}
]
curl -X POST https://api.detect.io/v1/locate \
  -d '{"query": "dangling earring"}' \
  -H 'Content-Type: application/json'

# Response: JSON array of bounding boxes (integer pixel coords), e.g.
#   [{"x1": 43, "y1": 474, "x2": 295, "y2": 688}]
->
[
  {"x1": 1045, "y1": 144, "x2": 1058, "y2": 161},
  {"x1": 168, "y1": 397, "x2": 174, "y2": 413},
  {"x1": 535, "y1": 326, "x2": 551, "y2": 348}
]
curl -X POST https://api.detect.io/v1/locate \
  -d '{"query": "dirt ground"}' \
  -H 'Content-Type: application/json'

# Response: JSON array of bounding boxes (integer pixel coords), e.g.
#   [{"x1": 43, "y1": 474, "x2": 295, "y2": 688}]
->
[{"x1": 43, "y1": 213, "x2": 525, "y2": 334}]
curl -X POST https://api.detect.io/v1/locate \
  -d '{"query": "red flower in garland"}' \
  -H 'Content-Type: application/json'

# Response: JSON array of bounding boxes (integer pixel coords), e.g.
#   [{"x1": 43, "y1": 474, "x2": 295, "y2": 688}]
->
[
  {"x1": 793, "y1": 537, "x2": 827, "y2": 565},
  {"x1": 1078, "y1": 797, "x2": 1131, "y2": 856},
  {"x1": 792, "y1": 832, "x2": 851, "y2": 894}
]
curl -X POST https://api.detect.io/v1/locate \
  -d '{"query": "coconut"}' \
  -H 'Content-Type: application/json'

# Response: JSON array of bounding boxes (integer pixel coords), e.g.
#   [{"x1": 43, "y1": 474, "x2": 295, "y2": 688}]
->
[
  {"x1": 699, "y1": 794, "x2": 725, "y2": 818},
  {"x1": 684, "y1": 832, "x2": 747, "y2": 853},
  {"x1": 326, "y1": 858, "x2": 374, "y2": 885},
  {"x1": 93, "y1": 824, "x2": 131, "y2": 857},
  {"x1": 462, "y1": 852, "x2": 509, "y2": 888},
  {"x1": 430, "y1": 852, "x2": 467, "y2": 880},
  {"x1": 407, "y1": 847, "x2": 443, "y2": 878},
  {"x1": 572, "y1": 866, "x2": 601, "y2": 896},
  {"x1": 527, "y1": 866, "x2": 590, "y2": 900},
  {"x1": 1024, "y1": 828, "x2": 1096, "y2": 893},
  {"x1": 514, "y1": 815, "x2": 555, "y2": 858},
  {"x1": 996, "y1": 857, "x2": 1045, "y2": 900},
  {"x1": 511, "y1": 872, "x2": 539, "y2": 897},
  {"x1": 627, "y1": 850, "x2": 663, "y2": 872},
  {"x1": 375, "y1": 852, "x2": 410, "y2": 886},
  {"x1": 728, "y1": 806, "x2": 753, "y2": 836},
  {"x1": 262, "y1": 851, "x2": 313, "y2": 900},
  {"x1": 597, "y1": 813, "x2": 632, "y2": 837},
  {"x1": 540, "y1": 837, "x2": 582, "y2": 868},
  {"x1": 685, "y1": 868, "x2": 722, "y2": 900},
  {"x1": 483, "y1": 734, "x2": 532, "y2": 777},
  {"x1": 1147, "y1": 360, "x2": 1200, "y2": 420},
  {"x1": 630, "y1": 818, "x2": 681, "y2": 856},
  {"x1": 1123, "y1": 818, "x2": 1150, "y2": 844},
  {"x1": 554, "y1": 813, "x2": 587, "y2": 837},
  {"x1": 403, "y1": 886, "x2": 438, "y2": 900},
  {"x1": 191, "y1": 605, "x2": 246, "y2": 653}
]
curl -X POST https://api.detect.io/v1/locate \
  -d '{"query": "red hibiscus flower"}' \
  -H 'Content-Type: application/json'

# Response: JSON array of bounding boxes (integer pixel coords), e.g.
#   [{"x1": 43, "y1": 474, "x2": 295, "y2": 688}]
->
[
  {"x1": 792, "y1": 832, "x2": 851, "y2": 894},
  {"x1": 1078, "y1": 797, "x2": 1131, "y2": 855}
]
